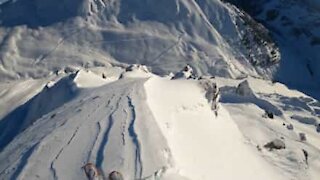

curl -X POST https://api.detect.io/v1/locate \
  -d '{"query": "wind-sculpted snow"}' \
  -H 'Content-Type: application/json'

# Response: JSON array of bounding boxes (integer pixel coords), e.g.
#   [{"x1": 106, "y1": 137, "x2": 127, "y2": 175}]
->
[
  {"x1": 0, "y1": 68, "x2": 320, "y2": 179},
  {"x1": 0, "y1": 73, "x2": 170, "y2": 179},
  {"x1": 0, "y1": 1, "x2": 319, "y2": 176},
  {"x1": 0, "y1": 74, "x2": 78, "y2": 151}
]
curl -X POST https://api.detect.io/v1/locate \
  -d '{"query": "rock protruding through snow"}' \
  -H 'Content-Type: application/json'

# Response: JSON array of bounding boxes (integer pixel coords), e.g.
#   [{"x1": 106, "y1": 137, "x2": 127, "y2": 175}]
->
[
  {"x1": 172, "y1": 65, "x2": 195, "y2": 80},
  {"x1": 120, "y1": 64, "x2": 152, "y2": 79},
  {"x1": 264, "y1": 139, "x2": 286, "y2": 151},
  {"x1": 125, "y1": 64, "x2": 150, "y2": 73},
  {"x1": 199, "y1": 78, "x2": 220, "y2": 114},
  {"x1": 236, "y1": 80, "x2": 255, "y2": 97}
]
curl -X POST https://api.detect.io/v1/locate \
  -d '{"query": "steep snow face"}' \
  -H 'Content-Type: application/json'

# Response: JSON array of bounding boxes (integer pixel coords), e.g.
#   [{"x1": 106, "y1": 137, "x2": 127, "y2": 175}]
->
[
  {"x1": 0, "y1": 78, "x2": 47, "y2": 119},
  {"x1": 0, "y1": 0, "x2": 279, "y2": 81},
  {"x1": 217, "y1": 76, "x2": 320, "y2": 180},
  {"x1": 195, "y1": 0, "x2": 280, "y2": 78},
  {"x1": 144, "y1": 77, "x2": 286, "y2": 180},
  {"x1": 224, "y1": 0, "x2": 320, "y2": 89},
  {"x1": 0, "y1": 71, "x2": 170, "y2": 179}
]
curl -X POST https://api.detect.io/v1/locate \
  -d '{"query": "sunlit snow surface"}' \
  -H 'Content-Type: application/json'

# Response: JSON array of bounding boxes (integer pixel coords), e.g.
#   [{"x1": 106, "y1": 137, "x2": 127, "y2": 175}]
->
[
  {"x1": 0, "y1": 68, "x2": 319, "y2": 179},
  {"x1": 0, "y1": 1, "x2": 320, "y2": 179}
]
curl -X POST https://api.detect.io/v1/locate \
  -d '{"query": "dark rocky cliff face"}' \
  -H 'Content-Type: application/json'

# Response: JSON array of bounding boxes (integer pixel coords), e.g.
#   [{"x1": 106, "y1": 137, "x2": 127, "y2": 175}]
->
[
  {"x1": 223, "y1": 0, "x2": 320, "y2": 92},
  {"x1": 221, "y1": 0, "x2": 266, "y2": 15}
]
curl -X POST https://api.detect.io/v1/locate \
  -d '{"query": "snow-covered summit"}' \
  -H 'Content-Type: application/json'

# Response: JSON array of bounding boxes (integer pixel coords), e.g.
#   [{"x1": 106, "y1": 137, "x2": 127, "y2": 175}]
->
[{"x1": 0, "y1": 66, "x2": 319, "y2": 179}]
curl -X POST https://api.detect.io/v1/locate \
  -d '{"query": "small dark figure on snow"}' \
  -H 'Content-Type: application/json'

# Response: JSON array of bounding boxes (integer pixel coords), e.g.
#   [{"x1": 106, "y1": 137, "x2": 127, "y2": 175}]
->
[
  {"x1": 286, "y1": 124, "x2": 294, "y2": 130},
  {"x1": 299, "y1": 133, "x2": 307, "y2": 142},
  {"x1": 264, "y1": 139, "x2": 285, "y2": 151},
  {"x1": 102, "y1": 73, "x2": 107, "y2": 79},
  {"x1": 256, "y1": 145, "x2": 262, "y2": 151},
  {"x1": 302, "y1": 149, "x2": 309, "y2": 165},
  {"x1": 265, "y1": 110, "x2": 274, "y2": 119}
]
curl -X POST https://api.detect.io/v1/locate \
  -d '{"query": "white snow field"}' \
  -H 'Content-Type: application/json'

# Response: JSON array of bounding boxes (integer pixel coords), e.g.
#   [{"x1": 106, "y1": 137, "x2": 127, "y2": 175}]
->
[
  {"x1": 0, "y1": 0, "x2": 320, "y2": 180},
  {"x1": 0, "y1": 67, "x2": 319, "y2": 180}
]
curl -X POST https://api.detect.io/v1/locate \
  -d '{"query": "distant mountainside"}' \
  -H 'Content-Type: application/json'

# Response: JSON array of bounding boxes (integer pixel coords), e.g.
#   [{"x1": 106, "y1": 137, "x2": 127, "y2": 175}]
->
[
  {"x1": 0, "y1": 0, "x2": 279, "y2": 81},
  {"x1": 225, "y1": 0, "x2": 320, "y2": 89}
]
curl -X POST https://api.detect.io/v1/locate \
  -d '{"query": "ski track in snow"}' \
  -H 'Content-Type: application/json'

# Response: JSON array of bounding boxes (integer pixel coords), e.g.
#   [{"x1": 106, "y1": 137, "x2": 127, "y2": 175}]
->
[
  {"x1": 96, "y1": 106, "x2": 116, "y2": 168},
  {"x1": 121, "y1": 109, "x2": 128, "y2": 146},
  {"x1": 48, "y1": 94, "x2": 108, "y2": 179},
  {"x1": 9, "y1": 143, "x2": 39, "y2": 180},
  {"x1": 50, "y1": 126, "x2": 80, "y2": 180},
  {"x1": 0, "y1": 69, "x2": 319, "y2": 180},
  {"x1": 127, "y1": 95, "x2": 143, "y2": 179},
  {"x1": 86, "y1": 121, "x2": 101, "y2": 162},
  {"x1": 94, "y1": 88, "x2": 144, "y2": 178},
  {"x1": 86, "y1": 95, "x2": 115, "y2": 163}
]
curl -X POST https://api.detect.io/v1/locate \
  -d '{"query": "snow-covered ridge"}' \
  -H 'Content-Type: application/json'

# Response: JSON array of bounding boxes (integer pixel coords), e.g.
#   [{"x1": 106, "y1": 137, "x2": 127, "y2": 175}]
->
[
  {"x1": 1, "y1": 0, "x2": 320, "y2": 179},
  {"x1": 0, "y1": 66, "x2": 319, "y2": 179}
]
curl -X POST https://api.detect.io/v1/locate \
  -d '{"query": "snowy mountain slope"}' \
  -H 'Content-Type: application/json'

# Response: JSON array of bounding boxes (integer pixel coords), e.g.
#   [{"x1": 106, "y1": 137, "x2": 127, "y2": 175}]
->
[
  {"x1": 0, "y1": 0, "x2": 279, "y2": 82},
  {"x1": 0, "y1": 0, "x2": 320, "y2": 179},
  {"x1": 216, "y1": 76, "x2": 320, "y2": 179},
  {"x1": 224, "y1": 0, "x2": 320, "y2": 90},
  {"x1": 145, "y1": 77, "x2": 286, "y2": 180},
  {"x1": 0, "y1": 78, "x2": 47, "y2": 120},
  {"x1": 0, "y1": 69, "x2": 168, "y2": 180},
  {"x1": 0, "y1": 67, "x2": 319, "y2": 179}
]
